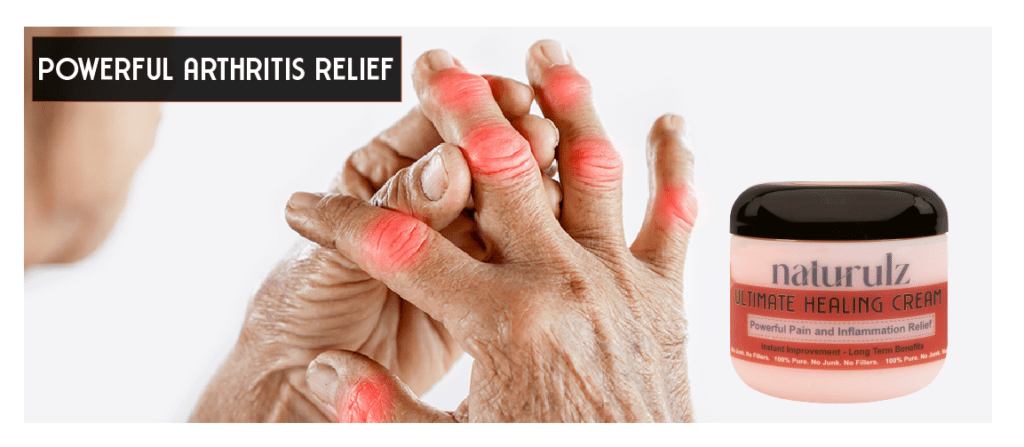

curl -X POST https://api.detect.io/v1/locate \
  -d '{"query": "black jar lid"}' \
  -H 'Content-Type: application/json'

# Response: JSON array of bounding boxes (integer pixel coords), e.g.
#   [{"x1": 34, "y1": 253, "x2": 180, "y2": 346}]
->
[{"x1": 730, "y1": 182, "x2": 947, "y2": 241}]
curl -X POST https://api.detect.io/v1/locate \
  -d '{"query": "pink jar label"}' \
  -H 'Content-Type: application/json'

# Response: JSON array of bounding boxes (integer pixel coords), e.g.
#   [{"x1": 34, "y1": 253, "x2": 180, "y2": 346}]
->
[
  {"x1": 730, "y1": 281, "x2": 947, "y2": 370},
  {"x1": 730, "y1": 235, "x2": 948, "y2": 371}
]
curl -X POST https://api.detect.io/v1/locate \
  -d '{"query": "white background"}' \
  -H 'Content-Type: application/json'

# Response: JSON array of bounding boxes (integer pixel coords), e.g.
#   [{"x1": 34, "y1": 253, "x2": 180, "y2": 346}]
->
[{"x1": 24, "y1": 27, "x2": 991, "y2": 422}]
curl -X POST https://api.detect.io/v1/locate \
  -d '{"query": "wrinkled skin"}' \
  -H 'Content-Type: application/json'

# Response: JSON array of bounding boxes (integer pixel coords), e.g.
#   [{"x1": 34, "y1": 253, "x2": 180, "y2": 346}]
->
[
  {"x1": 291, "y1": 41, "x2": 699, "y2": 422},
  {"x1": 24, "y1": 27, "x2": 173, "y2": 267},
  {"x1": 190, "y1": 71, "x2": 562, "y2": 421}
]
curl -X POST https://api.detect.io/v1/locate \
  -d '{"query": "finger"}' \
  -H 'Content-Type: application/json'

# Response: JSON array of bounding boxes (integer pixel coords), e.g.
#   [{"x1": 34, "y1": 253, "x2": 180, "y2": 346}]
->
[
  {"x1": 630, "y1": 115, "x2": 698, "y2": 275},
  {"x1": 413, "y1": 49, "x2": 556, "y2": 256},
  {"x1": 435, "y1": 114, "x2": 557, "y2": 213},
  {"x1": 460, "y1": 173, "x2": 561, "y2": 222},
  {"x1": 482, "y1": 74, "x2": 534, "y2": 120},
  {"x1": 526, "y1": 39, "x2": 626, "y2": 250},
  {"x1": 334, "y1": 106, "x2": 438, "y2": 198},
  {"x1": 335, "y1": 76, "x2": 538, "y2": 198},
  {"x1": 285, "y1": 192, "x2": 484, "y2": 323},
  {"x1": 512, "y1": 114, "x2": 559, "y2": 173},
  {"x1": 307, "y1": 350, "x2": 456, "y2": 423},
  {"x1": 369, "y1": 143, "x2": 472, "y2": 230}
]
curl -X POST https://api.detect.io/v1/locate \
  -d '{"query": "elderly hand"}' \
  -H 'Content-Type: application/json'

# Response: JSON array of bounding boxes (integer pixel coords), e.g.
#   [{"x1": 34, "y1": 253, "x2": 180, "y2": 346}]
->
[
  {"x1": 190, "y1": 73, "x2": 562, "y2": 422},
  {"x1": 288, "y1": 41, "x2": 698, "y2": 422}
]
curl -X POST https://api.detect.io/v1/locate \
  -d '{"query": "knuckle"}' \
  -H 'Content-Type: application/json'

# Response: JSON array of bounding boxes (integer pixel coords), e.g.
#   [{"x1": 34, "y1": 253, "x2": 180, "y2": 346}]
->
[
  {"x1": 656, "y1": 184, "x2": 698, "y2": 231},
  {"x1": 461, "y1": 123, "x2": 536, "y2": 181},
  {"x1": 566, "y1": 137, "x2": 623, "y2": 189},
  {"x1": 360, "y1": 212, "x2": 430, "y2": 274},
  {"x1": 542, "y1": 65, "x2": 592, "y2": 110},
  {"x1": 431, "y1": 71, "x2": 492, "y2": 112}
]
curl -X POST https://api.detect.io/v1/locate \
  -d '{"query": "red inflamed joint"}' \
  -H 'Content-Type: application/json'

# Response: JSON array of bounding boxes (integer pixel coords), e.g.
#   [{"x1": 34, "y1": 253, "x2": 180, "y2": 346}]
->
[
  {"x1": 361, "y1": 213, "x2": 430, "y2": 275},
  {"x1": 654, "y1": 184, "x2": 698, "y2": 232},
  {"x1": 566, "y1": 138, "x2": 623, "y2": 189},
  {"x1": 541, "y1": 65, "x2": 591, "y2": 111},
  {"x1": 336, "y1": 373, "x2": 393, "y2": 423},
  {"x1": 432, "y1": 70, "x2": 493, "y2": 114},
  {"x1": 460, "y1": 124, "x2": 537, "y2": 182}
]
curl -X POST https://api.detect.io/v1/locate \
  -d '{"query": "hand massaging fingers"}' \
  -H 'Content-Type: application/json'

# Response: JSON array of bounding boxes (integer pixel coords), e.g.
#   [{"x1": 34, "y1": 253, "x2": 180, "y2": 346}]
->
[
  {"x1": 284, "y1": 51, "x2": 565, "y2": 333},
  {"x1": 368, "y1": 133, "x2": 562, "y2": 231},
  {"x1": 335, "y1": 74, "x2": 561, "y2": 222},
  {"x1": 334, "y1": 74, "x2": 538, "y2": 199},
  {"x1": 286, "y1": 43, "x2": 699, "y2": 422},
  {"x1": 526, "y1": 40, "x2": 627, "y2": 252},
  {"x1": 289, "y1": 114, "x2": 698, "y2": 422},
  {"x1": 412, "y1": 49, "x2": 561, "y2": 259}
]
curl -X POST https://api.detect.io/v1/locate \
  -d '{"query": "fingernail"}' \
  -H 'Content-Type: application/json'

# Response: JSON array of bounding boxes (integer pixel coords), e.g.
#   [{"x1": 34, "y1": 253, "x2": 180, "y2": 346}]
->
[
  {"x1": 540, "y1": 40, "x2": 570, "y2": 65},
  {"x1": 426, "y1": 49, "x2": 456, "y2": 71},
  {"x1": 420, "y1": 150, "x2": 449, "y2": 201},
  {"x1": 307, "y1": 360, "x2": 340, "y2": 407},
  {"x1": 287, "y1": 192, "x2": 321, "y2": 211},
  {"x1": 545, "y1": 118, "x2": 560, "y2": 146}
]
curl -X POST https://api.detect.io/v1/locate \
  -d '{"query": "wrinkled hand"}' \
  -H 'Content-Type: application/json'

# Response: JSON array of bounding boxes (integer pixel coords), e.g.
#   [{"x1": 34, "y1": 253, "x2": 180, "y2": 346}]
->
[
  {"x1": 190, "y1": 73, "x2": 562, "y2": 422},
  {"x1": 289, "y1": 41, "x2": 698, "y2": 422}
]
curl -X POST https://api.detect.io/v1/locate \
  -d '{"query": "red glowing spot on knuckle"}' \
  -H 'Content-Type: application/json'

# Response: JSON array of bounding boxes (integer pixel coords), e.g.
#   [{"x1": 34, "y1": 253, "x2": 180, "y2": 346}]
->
[
  {"x1": 543, "y1": 66, "x2": 591, "y2": 110},
  {"x1": 567, "y1": 138, "x2": 623, "y2": 189},
  {"x1": 336, "y1": 373, "x2": 393, "y2": 423},
  {"x1": 657, "y1": 184, "x2": 698, "y2": 231},
  {"x1": 461, "y1": 124, "x2": 536, "y2": 181},
  {"x1": 362, "y1": 213, "x2": 429, "y2": 274},
  {"x1": 432, "y1": 71, "x2": 491, "y2": 112}
]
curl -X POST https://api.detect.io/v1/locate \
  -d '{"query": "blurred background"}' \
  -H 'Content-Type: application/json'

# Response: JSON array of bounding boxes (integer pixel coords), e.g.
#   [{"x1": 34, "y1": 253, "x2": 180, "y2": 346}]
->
[{"x1": 24, "y1": 27, "x2": 991, "y2": 422}]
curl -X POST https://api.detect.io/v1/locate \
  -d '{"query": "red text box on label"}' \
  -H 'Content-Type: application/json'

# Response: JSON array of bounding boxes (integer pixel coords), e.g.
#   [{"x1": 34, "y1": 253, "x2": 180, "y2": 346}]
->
[{"x1": 747, "y1": 313, "x2": 936, "y2": 344}]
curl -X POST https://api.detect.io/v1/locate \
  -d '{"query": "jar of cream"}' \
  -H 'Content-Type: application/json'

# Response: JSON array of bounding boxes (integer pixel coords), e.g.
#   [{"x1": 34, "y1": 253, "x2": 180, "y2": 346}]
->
[{"x1": 730, "y1": 182, "x2": 947, "y2": 403}]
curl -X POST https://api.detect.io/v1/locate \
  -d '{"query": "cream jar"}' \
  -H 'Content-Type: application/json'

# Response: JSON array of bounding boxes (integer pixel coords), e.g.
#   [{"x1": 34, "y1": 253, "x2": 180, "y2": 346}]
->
[{"x1": 730, "y1": 182, "x2": 947, "y2": 403}]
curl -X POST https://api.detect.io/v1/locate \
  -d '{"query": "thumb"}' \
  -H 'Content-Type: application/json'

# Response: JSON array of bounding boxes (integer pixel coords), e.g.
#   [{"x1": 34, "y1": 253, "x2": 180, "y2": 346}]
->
[
  {"x1": 369, "y1": 142, "x2": 472, "y2": 231},
  {"x1": 307, "y1": 350, "x2": 457, "y2": 423}
]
